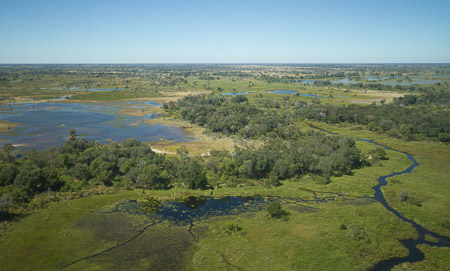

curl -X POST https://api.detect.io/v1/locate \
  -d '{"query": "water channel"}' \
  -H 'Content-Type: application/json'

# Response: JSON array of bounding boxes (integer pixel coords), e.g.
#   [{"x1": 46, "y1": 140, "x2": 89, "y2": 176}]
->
[{"x1": 316, "y1": 128, "x2": 450, "y2": 270}]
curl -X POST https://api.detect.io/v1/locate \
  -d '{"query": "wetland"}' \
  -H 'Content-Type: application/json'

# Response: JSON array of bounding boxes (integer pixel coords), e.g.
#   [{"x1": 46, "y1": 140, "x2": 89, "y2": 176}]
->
[{"x1": 1, "y1": 64, "x2": 449, "y2": 270}]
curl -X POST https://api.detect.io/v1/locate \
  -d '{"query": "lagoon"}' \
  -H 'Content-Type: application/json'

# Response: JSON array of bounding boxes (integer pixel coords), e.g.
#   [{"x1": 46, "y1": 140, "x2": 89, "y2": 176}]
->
[{"x1": 0, "y1": 101, "x2": 191, "y2": 151}]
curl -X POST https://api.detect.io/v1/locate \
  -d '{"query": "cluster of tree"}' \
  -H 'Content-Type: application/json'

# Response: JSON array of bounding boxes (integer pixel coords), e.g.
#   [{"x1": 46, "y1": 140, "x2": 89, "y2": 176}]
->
[
  {"x1": 166, "y1": 94, "x2": 300, "y2": 139},
  {"x1": 169, "y1": 92, "x2": 450, "y2": 144},
  {"x1": 0, "y1": 130, "x2": 366, "y2": 216},
  {"x1": 205, "y1": 132, "x2": 362, "y2": 187},
  {"x1": 296, "y1": 103, "x2": 450, "y2": 142},
  {"x1": 0, "y1": 138, "x2": 208, "y2": 208},
  {"x1": 393, "y1": 89, "x2": 450, "y2": 106},
  {"x1": 165, "y1": 94, "x2": 365, "y2": 185}
]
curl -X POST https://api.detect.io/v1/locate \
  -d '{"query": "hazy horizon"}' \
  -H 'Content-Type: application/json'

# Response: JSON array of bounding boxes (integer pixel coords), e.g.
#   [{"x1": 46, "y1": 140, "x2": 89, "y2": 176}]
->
[{"x1": 1, "y1": 63, "x2": 449, "y2": 65}]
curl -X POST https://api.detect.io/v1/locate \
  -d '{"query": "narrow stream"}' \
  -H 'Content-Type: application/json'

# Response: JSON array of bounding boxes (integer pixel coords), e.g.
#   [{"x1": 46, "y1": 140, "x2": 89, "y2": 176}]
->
[{"x1": 316, "y1": 127, "x2": 450, "y2": 270}]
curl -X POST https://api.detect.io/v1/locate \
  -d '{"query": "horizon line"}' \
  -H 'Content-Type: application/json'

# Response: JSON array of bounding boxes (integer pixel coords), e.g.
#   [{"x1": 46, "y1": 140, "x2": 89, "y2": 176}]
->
[{"x1": 1, "y1": 62, "x2": 450, "y2": 65}]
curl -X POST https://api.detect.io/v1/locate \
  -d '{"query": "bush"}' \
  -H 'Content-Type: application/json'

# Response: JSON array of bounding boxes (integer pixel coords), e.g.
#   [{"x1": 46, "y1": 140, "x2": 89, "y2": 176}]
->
[
  {"x1": 266, "y1": 201, "x2": 289, "y2": 219},
  {"x1": 398, "y1": 190, "x2": 422, "y2": 207},
  {"x1": 398, "y1": 190, "x2": 410, "y2": 201},
  {"x1": 224, "y1": 222, "x2": 242, "y2": 234},
  {"x1": 314, "y1": 175, "x2": 330, "y2": 185}
]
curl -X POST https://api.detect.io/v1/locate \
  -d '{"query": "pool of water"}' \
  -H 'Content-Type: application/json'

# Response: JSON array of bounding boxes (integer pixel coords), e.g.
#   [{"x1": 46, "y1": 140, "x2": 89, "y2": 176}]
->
[
  {"x1": 0, "y1": 101, "x2": 192, "y2": 151},
  {"x1": 301, "y1": 80, "x2": 316, "y2": 84},
  {"x1": 331, "y1": 78, "x2": 357, "y2": 85},
  {"x1": 115, "y1": 196, "x2": 269, "y2": 225},
  {"x1": 222, "y1": 91, "x2": 249, "y2": 96},
  {"x1": 267, "y1": 90, "x2": 323, "y2": 97},
  {"x1": 300, "y1": 93, "x2": 323, "y2": 97},
  {"x1": 86, "y1": 88, "x2": 127, "y2": 91},
  {"x1": 268, "y1": 90, "x2": 298, "y2": 94},
  {"x1": 126, "y1": 101, "x2": 161, "y2": 107},
  {"x1": 419, "y1": 75, "x2": 450, "y2": 77}
]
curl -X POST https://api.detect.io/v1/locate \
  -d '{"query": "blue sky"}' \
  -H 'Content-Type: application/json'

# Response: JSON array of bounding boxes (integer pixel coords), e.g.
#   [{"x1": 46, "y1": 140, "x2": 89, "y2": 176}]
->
[{"x1": 1, "y1": 0, "x2": 449, "y2": 63}]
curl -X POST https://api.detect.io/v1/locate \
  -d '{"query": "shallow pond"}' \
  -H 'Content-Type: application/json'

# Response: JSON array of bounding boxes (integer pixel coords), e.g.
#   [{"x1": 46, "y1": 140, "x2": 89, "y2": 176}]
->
[
  {"x1": 86, "y1": 88, "x2": 127, "y2": 91},
  {"x1": 268, "y1": 90, "x2": 298, "y2": 94},
  {"x1": 222, "y1": 91, "x2": 249, "y2": 96},
  {"x1": 268, "y1": 90, "x2": 323, "y2": 97},
  {"x1": 301, "y1": 79, "x2": 316, "y2": 84},
  {"x1": 114, "y1": 192, "x2": 372, "y2": 225},
  {"x1": 331, "y1": 78, "x2": 357, "y2": 85},
  {"x1": 116, "y1": 196, "x2": 269, "y2": 225},
  {"x1": 0, "y1": 101, "x2": 192, "y2": 151}
]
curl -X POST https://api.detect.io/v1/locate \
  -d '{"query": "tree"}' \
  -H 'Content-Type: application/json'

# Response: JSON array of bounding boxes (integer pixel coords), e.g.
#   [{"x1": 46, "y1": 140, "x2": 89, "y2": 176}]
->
[
  {"x1": 0, "y1": 193, "x2": 14, "y2": 220},
  {"x1": 370, "y1": 147, "x2": 387, "y2": 160},
  {"x1": 176, "y1": 146, "x2": 189, "y2": 159},
  {"x1": 0, "y1": 164, "x2": 18, "y2": 185},
  {"x1": 179, "y1": 158, "x2": 208, "y2": 189},
  {"x1": 14, "y1": 164, "x2": 46, "y2": 192},
  {"x1": 141, "y1": 164, "x2": 169, "y2": 190},
  {"x1": 69, "y1": 163, "x2": 91, "y2": 181},
  {"x1": 1, "y1": 143, "x2": 17, "y2": 163}
]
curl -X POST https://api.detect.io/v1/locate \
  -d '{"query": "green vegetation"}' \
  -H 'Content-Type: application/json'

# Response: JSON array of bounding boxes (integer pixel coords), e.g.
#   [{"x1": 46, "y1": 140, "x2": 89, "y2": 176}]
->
[{"x1": 266, "y1": 201, "x2": 290, "y2": 219}]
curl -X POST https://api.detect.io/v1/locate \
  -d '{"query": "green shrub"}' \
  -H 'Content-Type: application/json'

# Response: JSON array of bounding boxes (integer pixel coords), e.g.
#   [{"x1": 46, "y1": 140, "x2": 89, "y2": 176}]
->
[
  {"x1": 398, "y1": 190, "x2": 422, "y2": 207},
  {"x1": 223, "y1": 222, "x2": 242, "y2": 234},
  {"x1": 266, "y1": 201, "x2": 289, "y2": 219}
]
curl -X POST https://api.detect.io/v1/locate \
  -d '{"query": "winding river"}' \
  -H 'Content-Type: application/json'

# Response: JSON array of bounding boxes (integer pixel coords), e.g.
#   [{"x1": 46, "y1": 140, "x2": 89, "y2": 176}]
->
[{"x1": 317, "y1": 127, "x2": 450, "y2": 270}]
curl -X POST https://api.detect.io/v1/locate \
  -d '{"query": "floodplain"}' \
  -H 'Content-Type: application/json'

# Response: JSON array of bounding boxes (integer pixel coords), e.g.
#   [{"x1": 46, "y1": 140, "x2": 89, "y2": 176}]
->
[{"x1": 0, "y1": 64, "x2": 449, "y2": 270}]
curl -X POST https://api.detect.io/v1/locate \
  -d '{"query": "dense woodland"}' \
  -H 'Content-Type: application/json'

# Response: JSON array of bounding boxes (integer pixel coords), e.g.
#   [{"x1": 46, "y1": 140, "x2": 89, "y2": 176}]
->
[
  {"x1": 0, "y1": 126, "x2": 372, "y2": 214},
  {"x1": 298, "y1": 103, "x2": 450, "y2": 142},
  {"x1": 167, "y1": 93, "x2": 450, "y2": 142}
]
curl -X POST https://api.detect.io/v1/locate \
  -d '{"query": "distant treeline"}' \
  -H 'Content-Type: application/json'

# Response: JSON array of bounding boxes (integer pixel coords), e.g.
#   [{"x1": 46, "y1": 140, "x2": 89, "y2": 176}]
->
[{"x1": 298, "y1": 103, "x2": 450, "y2": 142}]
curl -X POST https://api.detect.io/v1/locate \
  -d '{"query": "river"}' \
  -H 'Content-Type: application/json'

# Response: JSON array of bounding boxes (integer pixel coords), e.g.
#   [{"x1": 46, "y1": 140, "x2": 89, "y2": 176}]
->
[{"x1": 315, "y1": 127, "x2": 450, "y2": 270}]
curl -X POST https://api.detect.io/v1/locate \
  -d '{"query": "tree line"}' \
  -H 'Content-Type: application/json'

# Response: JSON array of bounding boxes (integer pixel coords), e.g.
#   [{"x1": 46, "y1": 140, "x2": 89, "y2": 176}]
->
[{"x1": 297, "y1": 103, "x2": 450, "y2": 142}]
